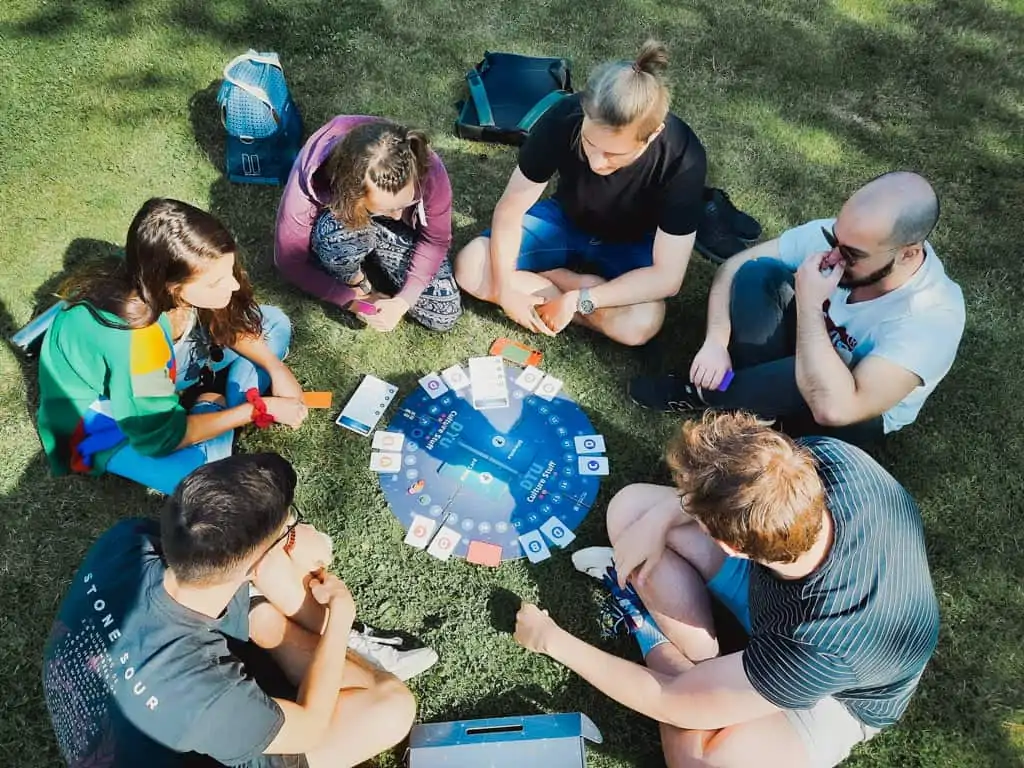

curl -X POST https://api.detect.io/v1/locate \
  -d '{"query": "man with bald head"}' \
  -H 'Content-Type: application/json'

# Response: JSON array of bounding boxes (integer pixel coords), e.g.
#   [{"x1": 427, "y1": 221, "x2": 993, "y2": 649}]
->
[{"x1": 629, "y1": 172, "x2": 965, "y2": 445}]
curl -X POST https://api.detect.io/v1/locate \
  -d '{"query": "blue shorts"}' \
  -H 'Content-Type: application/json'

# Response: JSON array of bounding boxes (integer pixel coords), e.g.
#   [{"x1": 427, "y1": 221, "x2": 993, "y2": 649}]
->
[
  {"x1": 485, "y1": 199, "x2": 655, "y2": 280},
  {"x1": 706, "y1": 556, "x2": 753, "y2": 633}
]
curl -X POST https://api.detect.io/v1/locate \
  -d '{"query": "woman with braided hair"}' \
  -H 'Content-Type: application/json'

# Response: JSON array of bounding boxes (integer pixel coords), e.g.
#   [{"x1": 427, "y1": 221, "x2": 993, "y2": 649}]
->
[{"x1": 275, "y1": 117, "x2": 462, "y2": 332}]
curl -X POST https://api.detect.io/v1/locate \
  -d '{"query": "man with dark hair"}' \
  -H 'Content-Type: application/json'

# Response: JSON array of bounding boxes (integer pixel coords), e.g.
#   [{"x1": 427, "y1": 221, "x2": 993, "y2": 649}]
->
[
  {"x1": 43, "y1": 453, "x2": 435, "y2": 768},
  {"x1": 515, "y1": 411, "x2": 940, "y2": 768},
  {"x1": 629, "y1": 171, "x2": 964, "y2": 446}
]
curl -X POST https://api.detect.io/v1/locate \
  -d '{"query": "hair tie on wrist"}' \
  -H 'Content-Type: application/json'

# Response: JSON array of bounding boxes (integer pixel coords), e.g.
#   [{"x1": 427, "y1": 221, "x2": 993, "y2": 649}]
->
[
  {"x1": 283, "y1": 527, "x2": 298, "y2": 555},
  {"x1": 631, "y1": 61, "x2": 642, "y2": 74},
  {"x1": 245, "y1": 387, "x2": 275, "y2": 429}
]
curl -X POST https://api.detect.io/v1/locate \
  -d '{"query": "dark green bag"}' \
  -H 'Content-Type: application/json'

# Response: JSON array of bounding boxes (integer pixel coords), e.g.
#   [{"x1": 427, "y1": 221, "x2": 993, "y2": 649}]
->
[{"x1": 456, "y1": 52, "x2": 572, "y2": 146}]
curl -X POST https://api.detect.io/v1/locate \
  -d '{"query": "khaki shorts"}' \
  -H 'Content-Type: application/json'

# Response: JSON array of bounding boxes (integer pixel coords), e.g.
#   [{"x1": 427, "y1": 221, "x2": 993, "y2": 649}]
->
[{"x1": 784, "y1": 696, "x2": 880, "y2": 768}]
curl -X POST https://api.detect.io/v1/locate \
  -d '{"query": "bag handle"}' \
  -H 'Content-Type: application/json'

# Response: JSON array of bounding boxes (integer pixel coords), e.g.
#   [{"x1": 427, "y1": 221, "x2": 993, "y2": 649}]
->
[
  {"x1": 465, "y1": 69, "x2": 495, "y2": 127},
  {"x1": 222, "y1": 51, "x2": 282, "y2": 125},
  {"x1": 516, "y1": 90, "x2": 569, "y2": 133}
]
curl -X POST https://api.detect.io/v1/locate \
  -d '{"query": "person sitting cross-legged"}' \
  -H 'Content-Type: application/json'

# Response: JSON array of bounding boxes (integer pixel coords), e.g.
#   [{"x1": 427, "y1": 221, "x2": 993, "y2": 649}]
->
[
  {"x1": 454, "y1": 39, "x2": 706, "y2": 346},
  {"x1": 43, "y1": 453, "x2": 436, "y2": 768},
  {"x1": 629, "y1": 171, "x2": 965, "y2": 447},
  {"x1": 514, "y1": 411, "x2": 940, "y2": 768}
]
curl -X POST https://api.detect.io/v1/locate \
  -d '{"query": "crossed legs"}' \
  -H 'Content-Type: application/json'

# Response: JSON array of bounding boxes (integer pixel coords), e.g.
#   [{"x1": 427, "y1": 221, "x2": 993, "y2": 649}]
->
[
  {"x1": 248, "y1": 556, "x2": 416, "y2": 768},
  {"x1": 454, "y1": 236, "x2": 665, "y2": 347},
  {"x1": 606, "y1": 484, "x2": 810, "y2": 768}
]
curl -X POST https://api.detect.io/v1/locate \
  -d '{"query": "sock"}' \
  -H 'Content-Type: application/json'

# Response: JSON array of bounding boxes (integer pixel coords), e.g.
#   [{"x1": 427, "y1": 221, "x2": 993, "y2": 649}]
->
[{"x1": 634, "y1": 610, "x2": 671, "y2": 658}]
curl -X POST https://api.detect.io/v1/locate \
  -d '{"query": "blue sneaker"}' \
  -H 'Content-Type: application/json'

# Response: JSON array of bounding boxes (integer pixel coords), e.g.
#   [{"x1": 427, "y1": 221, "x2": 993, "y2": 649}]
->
[{"x1": 572, "y1": 547, "x2": 649, "y2": 636}]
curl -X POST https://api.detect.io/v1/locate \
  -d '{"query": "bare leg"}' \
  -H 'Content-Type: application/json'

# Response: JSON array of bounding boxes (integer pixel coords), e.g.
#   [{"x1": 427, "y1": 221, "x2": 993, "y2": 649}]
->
[
  {"x1": 454, "y1": 236, "x2": 560, "y2": 302},
  {"x1": 606, "y1": 484, "x2": 722, "y2": 661}
]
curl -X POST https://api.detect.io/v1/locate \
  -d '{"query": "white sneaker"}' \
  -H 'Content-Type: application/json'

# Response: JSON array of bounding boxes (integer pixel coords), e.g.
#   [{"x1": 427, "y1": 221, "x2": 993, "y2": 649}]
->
[
  {"x1": 572, "y1": 546, "x2": 616, "y2": 581},
  {"x1": 347, "y1": 626, "x2": 438, "y2": 682}
]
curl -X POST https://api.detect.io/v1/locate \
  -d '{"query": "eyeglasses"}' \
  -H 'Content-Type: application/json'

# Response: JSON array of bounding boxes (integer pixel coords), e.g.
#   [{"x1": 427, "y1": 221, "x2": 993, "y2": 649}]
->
[
  {"x1": 821, "y1": 226, "x2": 870, "y2": 264},
  {"x1": 247, "y1": 505, "x2": 305, "y2": 577}
]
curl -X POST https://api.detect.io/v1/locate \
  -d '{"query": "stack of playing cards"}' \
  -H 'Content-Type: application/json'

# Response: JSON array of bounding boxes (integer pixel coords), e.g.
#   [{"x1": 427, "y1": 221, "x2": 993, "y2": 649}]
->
[
  {"x1": 575, "y1": 433, "x2": 610, "y2": 477},
  {"x1": 402, "y1": 511, "x2": 463, "y2": 562},
  {"x1": 468, "y1": 356, "x2": 510, "y2": 410},
  {"x1": 368, "y1": 430, "x2": 404, "y2": 473},
  {"x1": 517, "y1": 515, "x2": 579, "y2": 564},
  {"x1": 513, "y1": 364, "x2": 563, "y2": 401},
  {"x1": 336, "y1": 375, "x2": 399, "y2": 436}
]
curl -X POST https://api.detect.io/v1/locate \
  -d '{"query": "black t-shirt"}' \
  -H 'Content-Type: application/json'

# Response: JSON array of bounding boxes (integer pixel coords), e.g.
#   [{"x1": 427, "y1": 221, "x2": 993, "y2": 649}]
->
[
  {"x1": 517, "y1": 93, "x2": 707, "y2": 242},
  {"x1": 42, "y1": 519, "x2": 284, "y2": 767},
  {"x1": 743, "y1": 438, "x2": 940, "y2": 728}
]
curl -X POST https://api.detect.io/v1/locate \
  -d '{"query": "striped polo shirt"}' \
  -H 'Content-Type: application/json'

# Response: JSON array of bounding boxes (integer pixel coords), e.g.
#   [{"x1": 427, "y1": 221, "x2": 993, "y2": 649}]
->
[{"x1": 742, "y1": 438, "x2": 940, "y2": 728}]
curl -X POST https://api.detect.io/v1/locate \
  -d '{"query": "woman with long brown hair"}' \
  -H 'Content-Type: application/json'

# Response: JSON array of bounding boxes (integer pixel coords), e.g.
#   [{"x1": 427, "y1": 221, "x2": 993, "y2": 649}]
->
[
  {"x1": 275, "y1": 116, "x2": 462, "y2": 332},
  {"x1": 37, "y1": 198, "x2": 308, "y2": 494}
]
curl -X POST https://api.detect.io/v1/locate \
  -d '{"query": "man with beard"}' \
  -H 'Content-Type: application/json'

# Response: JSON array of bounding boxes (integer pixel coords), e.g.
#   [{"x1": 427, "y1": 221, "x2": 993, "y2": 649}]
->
[{"x1": 628, "y1": 172, "x2": 965, "y2": 446}]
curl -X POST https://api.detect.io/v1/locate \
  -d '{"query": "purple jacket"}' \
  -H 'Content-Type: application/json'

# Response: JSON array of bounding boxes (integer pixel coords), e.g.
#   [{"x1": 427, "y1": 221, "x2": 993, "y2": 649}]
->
[{"x1": 274, "y1": 115, "x2": 454, "y2": 306}]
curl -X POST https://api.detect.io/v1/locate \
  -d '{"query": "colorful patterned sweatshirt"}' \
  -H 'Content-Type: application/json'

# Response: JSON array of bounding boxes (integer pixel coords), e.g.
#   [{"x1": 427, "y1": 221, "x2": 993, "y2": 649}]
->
[{"x1": 37, "y1": 304, "x2": 187, "y2": 476}]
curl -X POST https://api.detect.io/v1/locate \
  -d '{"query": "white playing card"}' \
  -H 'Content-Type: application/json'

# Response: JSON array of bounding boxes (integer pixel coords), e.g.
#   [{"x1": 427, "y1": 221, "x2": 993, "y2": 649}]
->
[
  {"x1": 535, "y1": 374, "x2": 563, "y2": 401},
  {"x1": 369, "y1": 452, "x2": 402, "y2": 473},
  {"x1": 418, "y1": 372, "x2": 449, "y2": 399},
  {"x1": 469, "y1": 356, "x2": 510, "y2": 410},
  {"x1": 441, "y1": 364, "x2": 471, "y2": 391},
  {"x1": 426, "y1": 526, "x2": 462, "y2": 561},
  {"x1": 539, "y1": 516, "x2": 577, "y2": 547},
  {"x1": 518, "y1": 529, "x2": 552, "y2": 563},
  {"x1": 577, "y1": 455, "x2": 610, "y2": 476},
  {"x1": 514, "y1": 365, "x2": 544, "y2": 392},
  {"x1": 574, "y1": 434, "x2": 606, "y2": 454},
  {"x1": 403, "y1": 514, "x2": 438, "y2": 549},
  {"x1": 372, "y1": 430, "x2": 405, "y2": 451}
]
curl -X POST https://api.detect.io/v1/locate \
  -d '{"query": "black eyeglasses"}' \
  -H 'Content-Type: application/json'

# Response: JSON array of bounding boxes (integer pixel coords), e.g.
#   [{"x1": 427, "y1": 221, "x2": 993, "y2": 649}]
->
[
  {"x1": 247, "y1": 505, "x2": 305, "y2": 577},
  {"x1": 821, "y1": 226, "x2": 870, "y2": 264}
]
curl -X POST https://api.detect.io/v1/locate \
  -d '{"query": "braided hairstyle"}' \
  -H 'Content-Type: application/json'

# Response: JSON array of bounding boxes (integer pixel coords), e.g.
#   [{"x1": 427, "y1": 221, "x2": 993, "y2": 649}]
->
[
  {"x1": 580, "y1": 39, "x2": 671, "y2": 141},
  {"x1": 323, "y1": 120, "x2": 431, "y2": 229}
]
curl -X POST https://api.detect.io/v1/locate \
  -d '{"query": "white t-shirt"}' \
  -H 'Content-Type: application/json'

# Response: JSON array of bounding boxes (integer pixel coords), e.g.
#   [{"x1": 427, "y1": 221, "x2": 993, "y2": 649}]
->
[{"x1": 777, "y1": 219, "x2": 965, "y2": 433}]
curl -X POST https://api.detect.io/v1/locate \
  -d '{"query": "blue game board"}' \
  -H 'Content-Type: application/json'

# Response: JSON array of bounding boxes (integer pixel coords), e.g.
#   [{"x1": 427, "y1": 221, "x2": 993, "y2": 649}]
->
[{"x1": 380, "y1": 362, "x2": 603, "y2": 562}]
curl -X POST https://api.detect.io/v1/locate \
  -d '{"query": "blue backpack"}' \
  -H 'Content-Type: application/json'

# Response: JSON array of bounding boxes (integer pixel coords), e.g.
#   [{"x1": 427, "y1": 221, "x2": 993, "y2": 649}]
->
[{"x1": 217, "y1": 51, "x2": 303, "y2": 185}]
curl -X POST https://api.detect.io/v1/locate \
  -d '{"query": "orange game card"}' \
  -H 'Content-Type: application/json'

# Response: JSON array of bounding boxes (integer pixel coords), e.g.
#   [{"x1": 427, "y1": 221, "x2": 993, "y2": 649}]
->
[
  {"x1": 466, "y1": 540, "x2": 503, "y2": 568},
  {"x1": 302, "y1": 391, "x2": 333, "y2": 408}
]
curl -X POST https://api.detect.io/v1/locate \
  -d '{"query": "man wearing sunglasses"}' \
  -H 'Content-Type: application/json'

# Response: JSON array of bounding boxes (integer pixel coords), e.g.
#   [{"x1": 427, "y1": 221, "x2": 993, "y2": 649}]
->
[
  {"x1": 43, "y1": 454, "x2": 435, "y2": 768},
  {"x1": 630, "y1": 172, "x2": 965, "y2": 445}
]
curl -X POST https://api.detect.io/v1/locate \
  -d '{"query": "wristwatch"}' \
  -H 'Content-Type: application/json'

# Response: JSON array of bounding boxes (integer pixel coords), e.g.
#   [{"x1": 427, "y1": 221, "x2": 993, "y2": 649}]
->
[{"x1": 577, "y1": 288, "x2": 597, "y2": 316}]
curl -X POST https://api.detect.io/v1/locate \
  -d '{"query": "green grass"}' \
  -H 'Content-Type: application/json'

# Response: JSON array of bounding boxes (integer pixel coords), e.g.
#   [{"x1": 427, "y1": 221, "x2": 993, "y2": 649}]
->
[{"x1": 1, "y1": 0, "x2": 1023, "y2": 765}]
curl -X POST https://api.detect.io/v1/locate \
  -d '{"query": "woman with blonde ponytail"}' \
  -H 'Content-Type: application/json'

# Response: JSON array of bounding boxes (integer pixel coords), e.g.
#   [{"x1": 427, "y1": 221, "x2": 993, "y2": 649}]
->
[
  {"x1": 455, "y1": 40, "x2": 706, "y2": 346},
  {"x1": 276, "y1": 117, "x2": 462, "y2": 332}
]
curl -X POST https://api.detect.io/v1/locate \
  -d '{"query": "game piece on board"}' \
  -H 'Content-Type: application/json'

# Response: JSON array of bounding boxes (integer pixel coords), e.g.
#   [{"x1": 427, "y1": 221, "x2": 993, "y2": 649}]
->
[
  {"x1": 514, "y1": 365, "x2": 544, "y2": 392},
  {"x1": 466, "y1": 540, "x2": 503, "y2": 567},
  {"x1": 441, "y1": 364, "x2": 471, "y2": 391},
  {"x1": 468, "y1": 356, "x2": 510, "y2": 410},
  {"x1": 337, "y1": 375, "x2": 398, "y2": 436},
  {"x1": 418, "y1": 372, "x2": 450, "y2": 399},
  {"x1": 369, "y1": 452, "x2": 403, "y2": 473},
  {"x1": 540, "y1": 516, "x2": 577, "y2": 547},
  {"x1": 426, "y1": 526, "x2": 462, "y2": 561},
  {"x1": 574, "y1": 434, "x2": 606, "y2": 454},
  {"x1": 518, "y1": 529, "x2": 553, "y2": 563},
  {"x1": 535, "y1": 374, "x2": 563, "y2": 401},
  {"x1": 404, "y1": 514, "x2": 438, "y2": 549},
  {"x1": 372, "y1": 430, "x2": 405, "y2": 451},
  {"x1": 302, "y1": 391, "x2": 333, "y2": 408},
  {"x1": 578, "y1": 455, "x2": 610, "y2": 476}
]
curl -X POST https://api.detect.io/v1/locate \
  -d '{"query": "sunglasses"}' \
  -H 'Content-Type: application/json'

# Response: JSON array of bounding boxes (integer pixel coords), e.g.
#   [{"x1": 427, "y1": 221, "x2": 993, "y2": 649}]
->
[
  {"x1": 247, "y1": 505, "x2": 305, "y2": 577},
  {"x1": 821, "y1": 226, "x2": 870, "y2": 264}
]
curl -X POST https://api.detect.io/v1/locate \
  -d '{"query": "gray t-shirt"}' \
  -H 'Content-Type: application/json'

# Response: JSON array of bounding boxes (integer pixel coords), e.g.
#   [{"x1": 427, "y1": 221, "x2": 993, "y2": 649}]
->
[
  {"x1": 43, "y1": 519, "x2": 284, "y2": 767},
  {"x1": 743, "y1": 438, "x2": 940, "y2": 728}
]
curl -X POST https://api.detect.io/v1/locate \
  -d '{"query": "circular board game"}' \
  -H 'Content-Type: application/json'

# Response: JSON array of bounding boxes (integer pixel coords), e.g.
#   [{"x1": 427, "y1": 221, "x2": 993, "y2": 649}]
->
[{"x1": 379, "y1": 361, "x2": 604, "y2": 563}]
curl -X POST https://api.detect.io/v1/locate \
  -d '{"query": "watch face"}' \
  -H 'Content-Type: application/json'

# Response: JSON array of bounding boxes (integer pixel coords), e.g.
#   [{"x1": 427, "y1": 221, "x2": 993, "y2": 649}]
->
[{"x1": 580, "y1": 299, "x2": 595, "y2": 315}]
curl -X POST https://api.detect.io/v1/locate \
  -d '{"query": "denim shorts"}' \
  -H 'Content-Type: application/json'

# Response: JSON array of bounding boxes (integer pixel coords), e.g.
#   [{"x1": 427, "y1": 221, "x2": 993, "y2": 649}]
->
[
  {"x1": 485, "y1": 198, "x2": 655, "y2": 280},
  {"x1": 706, "y1": 557, "x2": 880, "y2": 768}
]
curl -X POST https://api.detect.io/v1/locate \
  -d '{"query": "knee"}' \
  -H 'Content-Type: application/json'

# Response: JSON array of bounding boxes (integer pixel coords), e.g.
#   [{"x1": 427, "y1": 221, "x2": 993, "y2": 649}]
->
[
  {"x1": 453, "y1": 238, "x2": 491, "y2": 299},
  {"x1": 606, "y1": 485, "x2": 650, "y2": 543},
  {"x1": 248, "y1": 600, "x2": 288, "y2": 649},
  {"x1": 258, "y1": 305, "x2": 293, "y2": 355},
  {"x1": 610, "y1": 302, "x2": 665, "y2": 347},
  {"x1": 732, "y1": 259, "x2": 793, "y2": 301},
  {"x1": 195, "y1": 392, "x2": 227, "y2": 407},
  {"x1": 376, "y1": 678, "x2": 417, "y2": 743}
]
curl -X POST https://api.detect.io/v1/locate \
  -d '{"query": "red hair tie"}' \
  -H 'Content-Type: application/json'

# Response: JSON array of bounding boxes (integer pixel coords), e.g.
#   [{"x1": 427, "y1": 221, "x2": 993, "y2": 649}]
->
[{"x1": 245, "y1": 388, "x2": 275, "y2": 429}]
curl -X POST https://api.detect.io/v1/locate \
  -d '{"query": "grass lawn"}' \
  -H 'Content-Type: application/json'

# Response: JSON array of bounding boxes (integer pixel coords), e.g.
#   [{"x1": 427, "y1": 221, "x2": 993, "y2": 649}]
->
[{"x1": 2, "y1": 0, "x2": 1023, "y2": 765}]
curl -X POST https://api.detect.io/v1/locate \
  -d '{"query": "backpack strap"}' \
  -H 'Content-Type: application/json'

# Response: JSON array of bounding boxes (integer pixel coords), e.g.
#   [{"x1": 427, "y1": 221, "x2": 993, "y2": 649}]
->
[
  {"x1": 516, "y1": 90, "x2": 569, "y2": 132},
  {"x1": 222, "y1": 51, "x2": 282, "y2": 125},
  {"x1": 465, "y1": 69, "x2": 495, "y2": 127}
]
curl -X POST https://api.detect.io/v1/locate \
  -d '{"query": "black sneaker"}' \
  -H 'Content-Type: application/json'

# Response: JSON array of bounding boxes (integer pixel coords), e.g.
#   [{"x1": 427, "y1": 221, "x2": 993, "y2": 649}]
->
[
  {"x1": 705, "y1": 187, "x2": 762, "y2": 241},
  {"x1": 628, "y1": 375, "x2": 707, "y2": 413}
]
